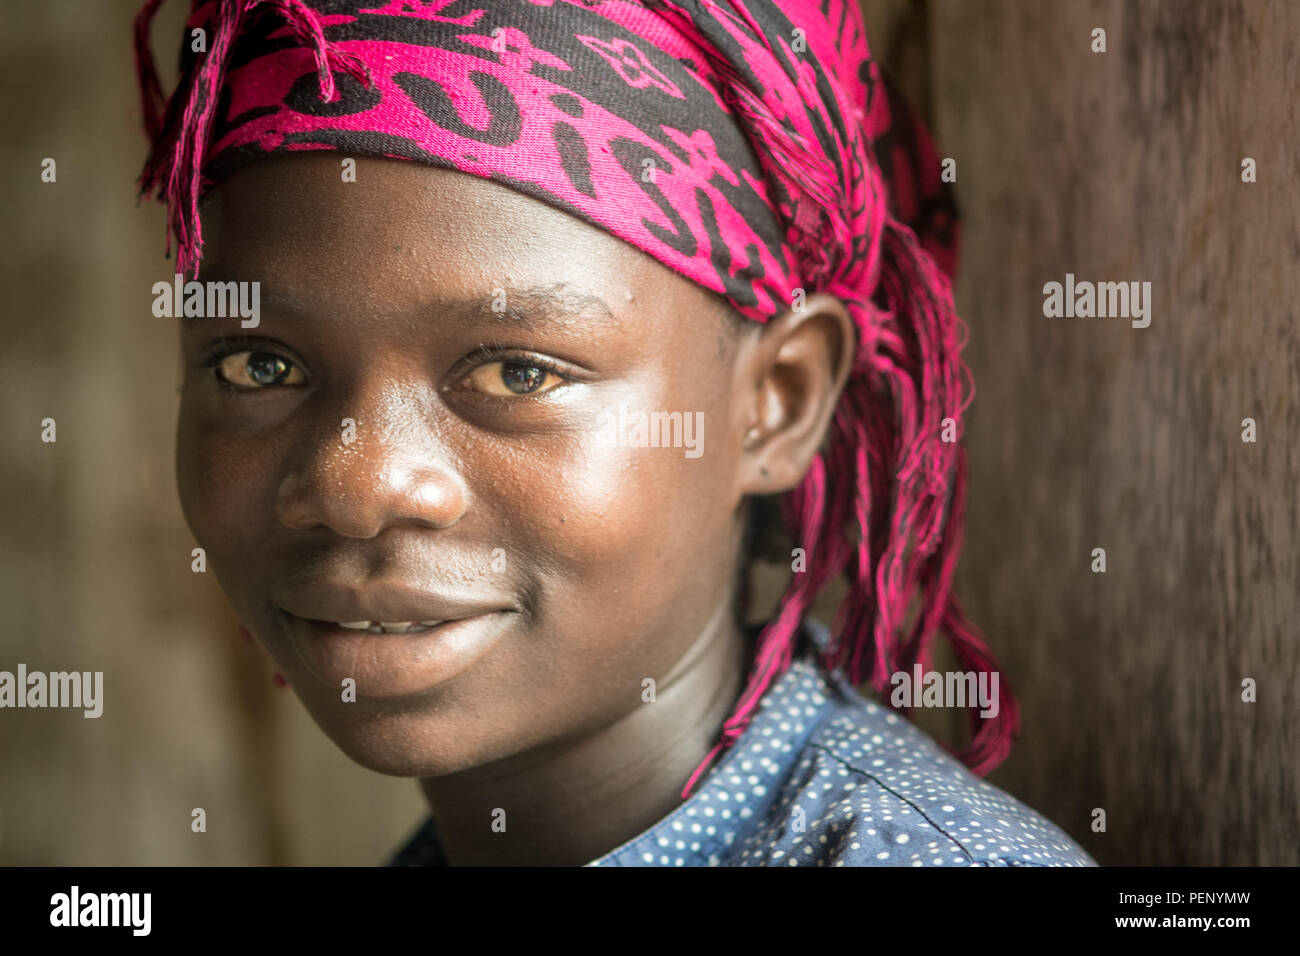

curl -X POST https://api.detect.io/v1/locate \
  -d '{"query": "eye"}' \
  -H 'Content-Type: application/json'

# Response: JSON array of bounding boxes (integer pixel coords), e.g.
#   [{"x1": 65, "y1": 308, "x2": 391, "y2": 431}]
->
[
  {"x1": 458, "y1": 358, "x2": 569, "y2": 398},
  {"x1": 212, "y1": 350, "x2": 306, "y2": 389}
]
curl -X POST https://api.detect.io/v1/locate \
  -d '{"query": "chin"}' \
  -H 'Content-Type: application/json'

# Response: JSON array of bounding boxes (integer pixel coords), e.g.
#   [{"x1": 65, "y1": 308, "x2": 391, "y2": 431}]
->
[{"x1": 293, "y1": 692, "x2": 504, "y2": 778}]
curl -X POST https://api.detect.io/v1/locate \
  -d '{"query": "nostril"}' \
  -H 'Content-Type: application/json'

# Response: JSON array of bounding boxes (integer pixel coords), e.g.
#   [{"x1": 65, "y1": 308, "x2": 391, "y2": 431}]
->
[{"x1": 274, "y1": 437, "x2": 471, "y2": 537}]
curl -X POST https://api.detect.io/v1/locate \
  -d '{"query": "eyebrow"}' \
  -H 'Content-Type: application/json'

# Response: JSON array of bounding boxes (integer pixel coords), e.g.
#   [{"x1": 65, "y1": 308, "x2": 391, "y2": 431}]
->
[
  {"x1": 181, "y1": 278, "x2": 618, "y2": 335},
  {"x1": 443, "y1": 285, "x2": 618, "y2": 334}
]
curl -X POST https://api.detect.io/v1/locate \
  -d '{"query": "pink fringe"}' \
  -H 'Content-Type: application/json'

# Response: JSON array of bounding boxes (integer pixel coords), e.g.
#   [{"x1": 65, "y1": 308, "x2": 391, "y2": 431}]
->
[
  {"x1": 682, "y1": 218, "x2": 1020, "y2": 797},
  {"x1": 133, "y1": 0, "x2": 372, "y2": 279},
  {"x1": 677, "y1": 14, "x2": 1020, "y2": 798}
]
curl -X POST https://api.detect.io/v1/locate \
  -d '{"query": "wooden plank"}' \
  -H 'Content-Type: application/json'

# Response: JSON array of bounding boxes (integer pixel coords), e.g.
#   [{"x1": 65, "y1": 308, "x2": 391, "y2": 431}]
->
[{"x1": 929, "y1": 0, "x2": 1299, "y2": 865}]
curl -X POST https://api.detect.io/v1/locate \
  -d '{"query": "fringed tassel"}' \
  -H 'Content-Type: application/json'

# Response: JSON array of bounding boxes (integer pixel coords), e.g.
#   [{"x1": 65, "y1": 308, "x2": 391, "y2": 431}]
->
[
  {"x1": 680, "y1": 200, "x2": 1019, "y2": 798},
  {"x1": 264, "y1": 0, "x2": 371, "y2": 102},
  {"x1": 668, "y1": 1, "x2": 1014, "y2": 799},
  {"x1": 824, "y1": 221, "x2": 1019, "y2": 778},
  {"x1": 133, "y1": 0, "x2": 372, "y2": 279}
]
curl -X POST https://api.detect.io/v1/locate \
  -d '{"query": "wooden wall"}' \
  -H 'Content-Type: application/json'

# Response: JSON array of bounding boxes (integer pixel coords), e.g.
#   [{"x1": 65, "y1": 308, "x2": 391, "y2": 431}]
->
[{"x1": 928, "y1": 0, "x2": 1299, "y2": 865}]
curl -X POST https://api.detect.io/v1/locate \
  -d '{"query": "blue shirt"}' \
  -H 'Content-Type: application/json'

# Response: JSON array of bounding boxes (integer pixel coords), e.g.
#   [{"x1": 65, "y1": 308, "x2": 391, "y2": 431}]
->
[{"x1": 388, "y1": 617, "x2": 1097, "y2": 867}]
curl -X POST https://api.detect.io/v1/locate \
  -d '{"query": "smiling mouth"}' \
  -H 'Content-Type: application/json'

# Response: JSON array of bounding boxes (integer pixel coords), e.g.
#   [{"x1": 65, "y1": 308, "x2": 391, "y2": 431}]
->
[
  {"x1": 331, "y1": 620, "x2": 448, "y2": 634},
  {"x1": 282, "y1": 610, "x2": 513, "y2": 697}
]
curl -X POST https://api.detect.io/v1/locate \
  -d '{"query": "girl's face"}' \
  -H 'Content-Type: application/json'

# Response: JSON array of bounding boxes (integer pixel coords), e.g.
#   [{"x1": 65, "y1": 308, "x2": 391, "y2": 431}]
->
[{"x1": 177, "y1": 153, "x2": 767, "y2": 777}]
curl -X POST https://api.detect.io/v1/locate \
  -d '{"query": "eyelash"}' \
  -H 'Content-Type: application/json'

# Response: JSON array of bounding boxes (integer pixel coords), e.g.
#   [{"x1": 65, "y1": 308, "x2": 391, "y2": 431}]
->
[
  {"x1": 199, "y1": 338, "x2": 296, "y2": 394},
  {"x1": 457, "y1": 348, "x2": 574, "y2": 398},
  {"x1": 198, "y1": 338, "x2": 575, "y2": 397},
  {"x1": 461, "y1": 341, "x2": 573, "y2": 393}
]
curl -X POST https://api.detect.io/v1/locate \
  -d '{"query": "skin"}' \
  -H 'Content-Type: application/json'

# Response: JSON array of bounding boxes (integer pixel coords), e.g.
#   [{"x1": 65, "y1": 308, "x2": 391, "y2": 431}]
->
[{"x1": 177, "y1": 152, "x2": 855, "y2": 866}]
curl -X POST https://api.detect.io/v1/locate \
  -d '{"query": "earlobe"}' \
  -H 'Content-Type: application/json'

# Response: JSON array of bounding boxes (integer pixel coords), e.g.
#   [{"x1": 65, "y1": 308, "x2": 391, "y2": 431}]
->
[{"x1": 740, "y1": 293, "x2": 857, "y2": 494}]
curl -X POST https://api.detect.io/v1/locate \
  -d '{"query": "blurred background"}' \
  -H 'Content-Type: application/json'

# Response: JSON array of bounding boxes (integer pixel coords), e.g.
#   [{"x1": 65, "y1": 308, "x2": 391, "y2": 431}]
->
[{"x1": 1, "y1": 0, "x2": 1295, "y2": 865}]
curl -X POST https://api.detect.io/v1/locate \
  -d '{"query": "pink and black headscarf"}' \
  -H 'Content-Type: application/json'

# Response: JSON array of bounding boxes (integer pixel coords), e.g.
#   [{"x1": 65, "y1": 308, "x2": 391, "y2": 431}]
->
[{"x1": 134, "y1": 0, "x2": 1020, "y2": 796}]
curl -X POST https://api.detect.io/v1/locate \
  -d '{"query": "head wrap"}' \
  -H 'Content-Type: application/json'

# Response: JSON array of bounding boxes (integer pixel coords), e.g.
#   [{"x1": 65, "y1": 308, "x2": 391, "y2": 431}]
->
[{"x1": 134, "y1": 0, "x2": 1019, "y2": 797}]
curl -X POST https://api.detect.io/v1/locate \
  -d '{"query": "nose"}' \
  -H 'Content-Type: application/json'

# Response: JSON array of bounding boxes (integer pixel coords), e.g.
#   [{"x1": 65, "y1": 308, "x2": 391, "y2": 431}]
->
[{"x1": 274, "y1": 383, "x2": 469, "y2": 537}]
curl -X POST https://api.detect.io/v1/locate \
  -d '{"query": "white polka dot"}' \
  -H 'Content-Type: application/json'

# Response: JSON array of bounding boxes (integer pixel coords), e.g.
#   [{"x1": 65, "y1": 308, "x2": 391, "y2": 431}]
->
[{"x1": 521, "y1": 631, "x2": 1096, "y2": 870}]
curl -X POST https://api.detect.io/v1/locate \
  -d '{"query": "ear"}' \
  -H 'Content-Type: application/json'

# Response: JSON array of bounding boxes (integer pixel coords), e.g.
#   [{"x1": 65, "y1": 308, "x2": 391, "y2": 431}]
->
[{"x1": 736, "y1": 292, "x2": 857, "y2": 494}]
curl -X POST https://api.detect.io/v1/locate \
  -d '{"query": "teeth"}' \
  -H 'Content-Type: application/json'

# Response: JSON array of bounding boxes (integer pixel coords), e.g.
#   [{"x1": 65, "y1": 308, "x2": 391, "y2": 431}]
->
[{"x1": 334, "y1": 620, "x2": 444, "y2": 634}]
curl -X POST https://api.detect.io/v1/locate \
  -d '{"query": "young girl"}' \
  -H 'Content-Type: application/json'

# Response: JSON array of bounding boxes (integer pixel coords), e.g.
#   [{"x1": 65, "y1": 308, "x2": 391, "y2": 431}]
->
[{"x1": 134, "y1": 0, "x2": 1096, "y2": 867}]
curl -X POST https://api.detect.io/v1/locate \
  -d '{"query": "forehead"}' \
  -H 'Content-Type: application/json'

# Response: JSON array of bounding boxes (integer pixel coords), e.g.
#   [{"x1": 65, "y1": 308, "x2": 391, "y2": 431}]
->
[
  {"x1": 198, "y1": 153, "x2": 680, "y2": 305},
  {"x1": 192, "y1": 153, "x2": 752, "y2": 356}
]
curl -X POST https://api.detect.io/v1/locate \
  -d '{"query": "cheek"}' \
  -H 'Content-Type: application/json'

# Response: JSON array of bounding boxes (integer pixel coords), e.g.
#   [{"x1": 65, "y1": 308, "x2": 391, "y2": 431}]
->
[
  {"x1": 484, "y1": 380, "x2": 738, "y2": 627},
  {"x1": 573, "y1": 439, "x2": 724, "y2": 554},
  {"x1": 175, "y1": 396, "x2": 277, "y2": 603}
]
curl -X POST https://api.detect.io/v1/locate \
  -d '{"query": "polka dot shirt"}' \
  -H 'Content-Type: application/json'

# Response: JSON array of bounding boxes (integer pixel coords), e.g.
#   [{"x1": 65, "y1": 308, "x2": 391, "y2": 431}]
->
[{"x1": 388, "y1": 616, "x2": 1097, "y2": 867}]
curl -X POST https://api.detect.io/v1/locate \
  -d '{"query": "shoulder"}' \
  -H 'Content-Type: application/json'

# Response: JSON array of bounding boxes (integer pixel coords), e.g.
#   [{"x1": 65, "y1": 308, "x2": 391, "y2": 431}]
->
[{"x1": 736, "y1": 665, "x2": 1098, "y2": 867}]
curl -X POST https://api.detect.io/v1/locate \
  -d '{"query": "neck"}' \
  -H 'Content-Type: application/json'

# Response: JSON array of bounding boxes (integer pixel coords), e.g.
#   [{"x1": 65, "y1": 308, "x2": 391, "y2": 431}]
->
[{"x1": 418, "y1": 603, "x2": 752, "y2": 866}]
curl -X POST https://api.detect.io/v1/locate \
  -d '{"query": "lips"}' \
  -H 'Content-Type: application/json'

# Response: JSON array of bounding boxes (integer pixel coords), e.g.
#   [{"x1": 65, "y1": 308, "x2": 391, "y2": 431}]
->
[
  {"x1": 275, "y1": 578, "x2": 512, "y2": 630},
  {"x1": 272, "y1": 579, "x2": 517, "y2": 697},
  {"x1": 281, "y1": 611, "x2": 515, "y2": 698}
]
